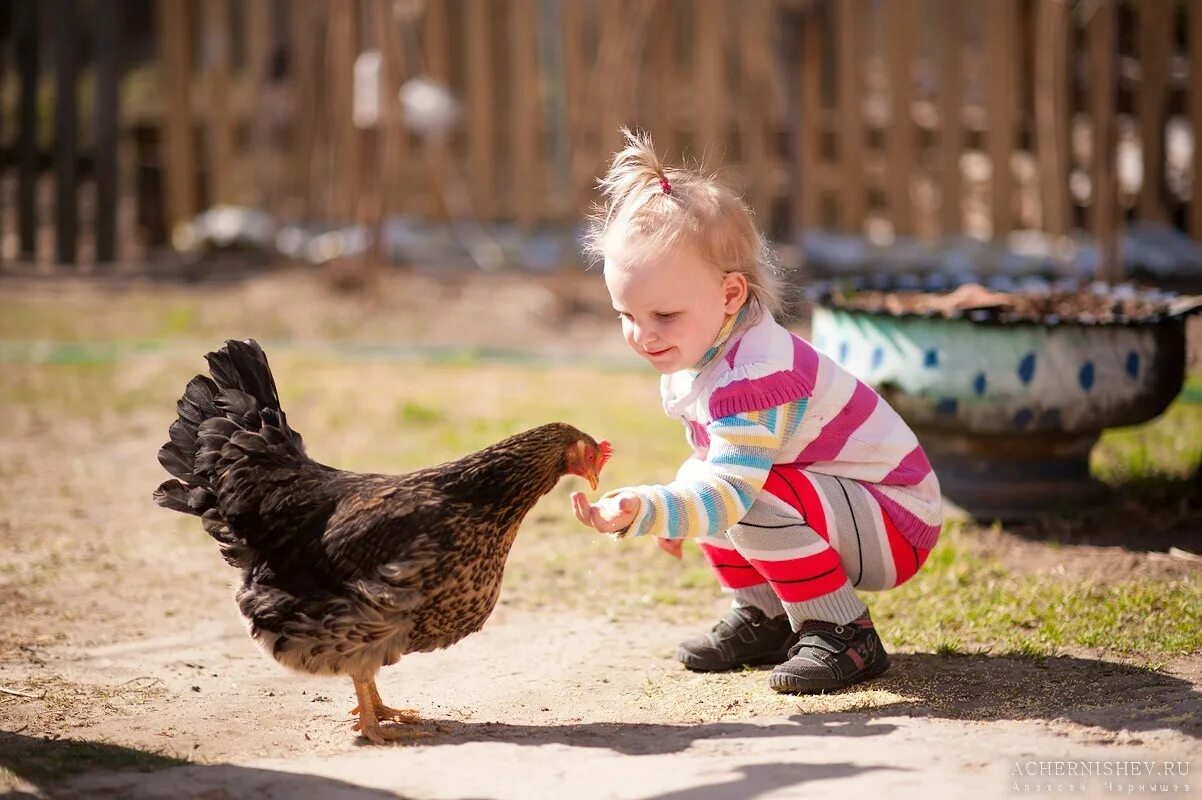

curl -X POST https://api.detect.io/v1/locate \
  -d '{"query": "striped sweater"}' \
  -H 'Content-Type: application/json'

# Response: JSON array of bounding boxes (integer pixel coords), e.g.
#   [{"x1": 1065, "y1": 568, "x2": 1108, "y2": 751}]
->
[{"x1": 620, "y1": 304, "x2": 943, "y2": 549}]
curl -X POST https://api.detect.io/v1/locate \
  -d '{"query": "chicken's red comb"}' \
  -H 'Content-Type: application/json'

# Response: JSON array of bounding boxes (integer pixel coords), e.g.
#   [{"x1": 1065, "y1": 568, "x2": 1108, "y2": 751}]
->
[{"x1": 597, "y1": 440, "x2": 614, "y2": 471}]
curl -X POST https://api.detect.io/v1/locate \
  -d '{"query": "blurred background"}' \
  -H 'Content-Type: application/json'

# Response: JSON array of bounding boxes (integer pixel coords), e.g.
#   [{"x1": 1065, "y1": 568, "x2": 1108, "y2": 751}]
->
[{"x1": 1, "y1": 0, "x2": 1201, "y2": 285}]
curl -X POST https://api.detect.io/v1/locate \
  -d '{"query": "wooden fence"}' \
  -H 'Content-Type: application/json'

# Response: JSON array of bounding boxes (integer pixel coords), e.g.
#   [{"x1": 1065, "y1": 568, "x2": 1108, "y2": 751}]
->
[
  {"x1": 2, "y1": 0, "x2": 122, "y2": 265},
  {"x1": 2, "y1": 0, "x2": 1199, "y2": 279}
]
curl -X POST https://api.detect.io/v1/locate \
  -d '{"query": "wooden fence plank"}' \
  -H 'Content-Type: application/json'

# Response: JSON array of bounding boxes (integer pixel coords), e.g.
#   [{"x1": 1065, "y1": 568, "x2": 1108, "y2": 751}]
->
[
  {"x1": 158, "y1": 0, "x2": 197, "y2": 232},
  {"x1": 1035, "y1": 0, "x2": 1070, "y2": 236},
  {"x1": 985, "y1": 0, "x2": 1017, "y2": 237},
  {"x1": 245, "y1": 0, "x2": 273, "y2": 208},
  {"x1": 465, "y1": 0, "x2": 495, "y2": 219},
  {"x1": 836, "y1": 0, "x2": 864, "y2": 232},
  {"x1": 1136, "y1": 0, "x2": 1172, "y2": 223},
  {"x1": 1089, "y1": 0, "x2": 1120, "y2": 283},
  {"x1": 421, "y1": 0, "x2": 450, "y2": 219},
  {"x1": 511, "y1": 0, "x2": 539, "y2": 227},
  {"x1": 650, "y1": 0, "x2": 678, "y2": 157},
  {"x1": 202, "y1": 0, "x2": 235, "y2": 206},
  {"x1": 794, "y1": 5, "x2": 823, "y2": 235},
  {"x1": 372, "y1": 0, "x2": 398, "y2": 221},
  {"x1": 290, "y1": 0, "x2": 319, "y2": 218},
  {"x1": 596, "y1": 0, "x2": 628, "y2": 161},
  {"x1": 560, "y1": 0, "x2": 589, "y2": 213},
  {"x1": 937, "y1": 0, "x2": 963, "y2": 236},
  {"x1": 95, "y1": 2, "x2": 122, "y2": 263},
  {"x1": 1191, "y1": 0, "x2": 1202, "y2": 239},
  {"x1": 54, "y1": 0, "x2": 78, "y2": 264},
  {"x1": 375, "y1": 0, "x2": 411, "y2": 218},
  {"x1": 0, "y1": 9, "x2": 6, "y2": 260},
  {"x1": 424, "y1": 0, "x2": 450, "y2": 83},
  {"x1": 741, "y1": 0, "x2": 773, "y2": 225},
  {"x1": 695, "y1": 0, "x2": 726, "y2": 157},
  {"x1": 16, "y1": 0, "x2": 39, "y2": 258},
  {"x1": 886, "y1": 0, "x2": 917, "y2": 237},
  {"x1": 538, "y1": 0, "x2": 572, "y2": 219},
  {"x1": 328, "y1": 2, "x2": 359, "y2": 221}
]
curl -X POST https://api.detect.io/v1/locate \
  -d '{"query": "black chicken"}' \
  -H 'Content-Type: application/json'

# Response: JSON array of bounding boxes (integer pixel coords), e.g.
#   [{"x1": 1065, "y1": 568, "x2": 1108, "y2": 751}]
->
[{"x1": 154, "y1": 340, "x2": 610, "y2": 743}]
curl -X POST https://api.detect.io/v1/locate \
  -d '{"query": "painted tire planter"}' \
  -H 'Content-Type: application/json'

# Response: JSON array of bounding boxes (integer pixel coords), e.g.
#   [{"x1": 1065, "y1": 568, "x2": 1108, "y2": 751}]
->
[{"x1": 810, "y1": 305, "x2": 1189, "y2": 520}]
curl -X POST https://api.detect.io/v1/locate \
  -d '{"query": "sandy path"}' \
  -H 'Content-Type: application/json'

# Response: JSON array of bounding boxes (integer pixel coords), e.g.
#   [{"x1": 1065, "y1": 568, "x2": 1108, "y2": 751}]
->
[{"x1": 2, "y1": 607, "x2": 1197, "y2": 800}]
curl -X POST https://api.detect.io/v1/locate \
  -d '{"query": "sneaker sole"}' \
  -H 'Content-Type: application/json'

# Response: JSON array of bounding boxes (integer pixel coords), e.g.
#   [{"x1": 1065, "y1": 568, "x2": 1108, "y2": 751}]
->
[
  {"x1": 768, "y1": 655, "x2": 890, "y2": 693},
  {"x1": 676, "y1": 646, "x2": 792, "y2": 673}
]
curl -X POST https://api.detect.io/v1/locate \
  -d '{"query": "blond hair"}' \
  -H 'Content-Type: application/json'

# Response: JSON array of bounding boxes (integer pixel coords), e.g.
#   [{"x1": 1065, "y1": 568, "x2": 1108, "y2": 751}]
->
[{"x1": 582, "y1": 128, "x2": 787, "y2": 318}]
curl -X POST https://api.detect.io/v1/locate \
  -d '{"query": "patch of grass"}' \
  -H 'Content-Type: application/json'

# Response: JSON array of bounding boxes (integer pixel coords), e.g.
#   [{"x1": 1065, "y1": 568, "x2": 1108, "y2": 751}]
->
[
  {"x1": 1092, "y1": 374, "x2": 1202, "y2": 500},
  {"x1": 0, "y1": 736, "x2": 188, "y2": 783},
  {"x1": 934, "y1": 639, "x2": 962, "y2": 656},
  {"x1": 0, "y1": 360, "x2": 196, "y2": 425},
  {"x1": 871, "y1": 526, "x2": 1202, "y2": 660},
  {"x1": 397, "y1": 400, "x2": 444, "y2": 425},
  {"x1": 0, "y1": 281, "x2": 303, "y2": 345}
]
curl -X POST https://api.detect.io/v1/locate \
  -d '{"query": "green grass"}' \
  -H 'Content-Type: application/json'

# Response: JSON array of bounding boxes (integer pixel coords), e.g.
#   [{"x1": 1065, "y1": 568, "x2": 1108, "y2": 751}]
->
[
  {"x1": 1091, "y1": 373, "x2": 1202, "y2": 503},
  {"x1": 869, "y1": 524, "x2": 1202, "y2": 659}
]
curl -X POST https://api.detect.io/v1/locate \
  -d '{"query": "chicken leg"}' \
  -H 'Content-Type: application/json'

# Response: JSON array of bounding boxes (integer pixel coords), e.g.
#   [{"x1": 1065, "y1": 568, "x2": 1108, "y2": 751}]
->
[{"x1": 350, "y1": 678, "x2": 427, "y2": 743}]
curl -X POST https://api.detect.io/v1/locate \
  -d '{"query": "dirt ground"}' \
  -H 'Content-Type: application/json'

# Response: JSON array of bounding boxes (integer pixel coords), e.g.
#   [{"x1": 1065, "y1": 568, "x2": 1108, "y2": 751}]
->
[{"x1": 1, "y1": 268, "x2": 1199, "y2": 799}]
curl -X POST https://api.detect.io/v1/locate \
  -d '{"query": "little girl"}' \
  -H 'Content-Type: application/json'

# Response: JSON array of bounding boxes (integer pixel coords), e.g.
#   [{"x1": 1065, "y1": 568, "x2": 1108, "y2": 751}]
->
[{"x1": 571, "y1": 129, "x2": 943, "y2": 693}]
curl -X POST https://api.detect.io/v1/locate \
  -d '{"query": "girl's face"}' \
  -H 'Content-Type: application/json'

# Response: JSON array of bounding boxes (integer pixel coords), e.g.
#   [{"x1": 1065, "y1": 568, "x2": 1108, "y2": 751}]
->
[{"x1": 603, "y1": 242, "x2": 747, "y2": 374}]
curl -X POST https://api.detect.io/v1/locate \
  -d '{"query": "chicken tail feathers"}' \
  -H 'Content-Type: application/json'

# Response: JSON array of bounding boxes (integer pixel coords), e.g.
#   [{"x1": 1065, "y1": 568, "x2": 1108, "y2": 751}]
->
[{"x1": 154, "y1": 339, "x2": 309, "y2": 542}]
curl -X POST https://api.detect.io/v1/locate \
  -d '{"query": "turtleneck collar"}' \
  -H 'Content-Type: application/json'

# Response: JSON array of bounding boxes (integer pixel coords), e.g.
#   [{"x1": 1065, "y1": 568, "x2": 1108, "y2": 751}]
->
[{"x1": 691, "y1": 301, "x2": 753, "y2": 372}]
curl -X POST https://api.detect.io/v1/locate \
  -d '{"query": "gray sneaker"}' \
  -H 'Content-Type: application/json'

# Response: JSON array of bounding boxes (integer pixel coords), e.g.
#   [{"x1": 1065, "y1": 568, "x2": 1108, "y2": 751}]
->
[
  {"x1": 769, "y1": 619, "x2": 890, "y2": 693},
  {"x1": 676, "y1": 606, "x2": 799, "y2": 672}
]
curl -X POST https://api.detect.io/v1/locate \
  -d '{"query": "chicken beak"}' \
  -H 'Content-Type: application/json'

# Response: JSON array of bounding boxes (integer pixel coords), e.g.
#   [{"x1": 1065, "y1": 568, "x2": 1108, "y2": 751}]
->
[{"x1": 571, "y1": 442, "x2": 599, "y2": 491}]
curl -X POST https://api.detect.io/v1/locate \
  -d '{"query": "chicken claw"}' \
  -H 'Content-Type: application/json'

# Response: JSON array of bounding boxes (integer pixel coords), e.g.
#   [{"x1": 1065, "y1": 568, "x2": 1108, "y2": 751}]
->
[
  {"x1": 351, "y1": 678, "x2": 429, "y2": 744},
  {"x1": 349, "y1": 705, "x2": 422, "y2": 725},
  {"x1": 357, "y1": 718, "x2": 430, "y2": 744}
]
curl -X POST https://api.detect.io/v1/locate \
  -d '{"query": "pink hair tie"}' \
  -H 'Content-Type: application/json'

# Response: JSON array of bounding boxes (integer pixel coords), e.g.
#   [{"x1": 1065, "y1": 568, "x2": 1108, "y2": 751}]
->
[{"x1": 659, "y1": 176, "x2": 672, "y2": 195}]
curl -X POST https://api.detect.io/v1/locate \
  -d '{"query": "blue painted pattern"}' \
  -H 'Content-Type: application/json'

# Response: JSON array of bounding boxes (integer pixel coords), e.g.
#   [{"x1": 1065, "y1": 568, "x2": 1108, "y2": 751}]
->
[
  {"x1": 1018, "y1": 353, "x2": 1037, "y2": 385},
  {"x1": 1078, "y1": 362, "x2": 1095, "y2": 391},
  {"x1": 1126, "y1": 351, "x2": 1140, "y2": 379}
]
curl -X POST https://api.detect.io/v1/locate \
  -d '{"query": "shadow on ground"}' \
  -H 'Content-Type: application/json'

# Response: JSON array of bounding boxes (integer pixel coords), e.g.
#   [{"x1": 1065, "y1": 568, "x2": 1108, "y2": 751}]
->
[
  {"x1": 0, "y1": 728, "x2": 899, "y2": 800},
  {"x1": 870, "y1": 652, "x2": 1199, "y2": 738},
  {"x1": 412, "y1": 713, "x2": 899, "y2": 755},
  {"x1": 406, "y1": 652, "x2": 1199, "y2": 748},
  {"x1": 0, "y1": 731, "x2": 403, "y2": 800},
  {"x1": 632, "y1": 761, "x2": 899, "y2": 800},
  {"x1": 1000, "y1": 472, "x2": 1202, "y2": 554}
]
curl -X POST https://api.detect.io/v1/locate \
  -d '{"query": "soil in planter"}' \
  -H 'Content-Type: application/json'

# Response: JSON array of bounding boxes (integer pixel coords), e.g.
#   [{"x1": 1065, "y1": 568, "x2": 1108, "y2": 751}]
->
[{"x1": 822, "y1": 283, "x2": 1202, "y2": 325}]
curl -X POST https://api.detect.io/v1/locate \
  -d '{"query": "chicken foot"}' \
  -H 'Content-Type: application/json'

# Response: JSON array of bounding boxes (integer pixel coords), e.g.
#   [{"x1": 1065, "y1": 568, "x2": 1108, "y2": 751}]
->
[{"x1": 351, "y1": 678, "x2": 427, "y2": 743}]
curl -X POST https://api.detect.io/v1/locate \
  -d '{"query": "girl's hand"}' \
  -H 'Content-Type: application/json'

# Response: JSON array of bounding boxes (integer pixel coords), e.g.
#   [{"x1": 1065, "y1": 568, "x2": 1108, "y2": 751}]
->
[{"x1": 570, "y1": 490, "x2": 639, "y2": 534}]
